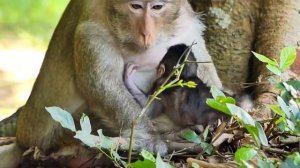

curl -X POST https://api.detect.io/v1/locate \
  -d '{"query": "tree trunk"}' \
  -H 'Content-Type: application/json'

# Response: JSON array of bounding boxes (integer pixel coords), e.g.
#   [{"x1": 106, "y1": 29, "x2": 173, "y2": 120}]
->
[
  {"x1": 191, "y1": 0, "x2": 260, "y2": 94},
  {"x1": 253, "y1": 0, "x2": 300, "y2": 118},
  {"x1": 191, "y1": 0, "x2": 300, "y2": 119}
]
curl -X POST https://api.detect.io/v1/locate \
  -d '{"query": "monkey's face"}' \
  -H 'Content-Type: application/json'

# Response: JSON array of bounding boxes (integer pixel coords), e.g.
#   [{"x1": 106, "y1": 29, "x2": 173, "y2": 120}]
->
[{"x1": 110, "y1": 0, "x2": 181, "y2": 50}]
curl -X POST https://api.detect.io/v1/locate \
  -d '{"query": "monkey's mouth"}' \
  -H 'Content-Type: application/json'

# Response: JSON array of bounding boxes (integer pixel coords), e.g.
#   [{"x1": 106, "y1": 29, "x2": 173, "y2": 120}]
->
[{"x1": 137, "y1": 35, "x2": 153, "y2": 49}]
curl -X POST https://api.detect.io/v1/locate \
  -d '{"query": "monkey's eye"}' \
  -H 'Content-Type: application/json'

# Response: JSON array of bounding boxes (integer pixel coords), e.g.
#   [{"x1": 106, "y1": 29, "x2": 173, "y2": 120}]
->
[
  {"x1": 130, "y1": 3, "x2": 143, "y2": 10},
  {"x1": 152, "y1": 5, "x2": 163, "y2": 10}
]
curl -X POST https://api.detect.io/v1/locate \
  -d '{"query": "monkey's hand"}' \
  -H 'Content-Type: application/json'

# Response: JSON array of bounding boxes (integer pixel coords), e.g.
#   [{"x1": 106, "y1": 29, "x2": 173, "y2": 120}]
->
[
  {"x1": 121, "y1": 128, "x2": 168, "y2": 155},
  {"x1": 124, "y1": 63, "x2": 148, "y2": 106}
]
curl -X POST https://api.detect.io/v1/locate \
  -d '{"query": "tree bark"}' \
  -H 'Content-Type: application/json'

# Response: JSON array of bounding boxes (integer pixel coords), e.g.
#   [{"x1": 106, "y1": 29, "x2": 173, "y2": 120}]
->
[
  {"x1": 252, "y1": 0, "x2": 300, "y2": 118},
  {"x1": 191, "y1": 0, "x2": 300, "y2": 119},
  {"x1": 191, "y1": 0, "x2": 260, "y2": 94}
]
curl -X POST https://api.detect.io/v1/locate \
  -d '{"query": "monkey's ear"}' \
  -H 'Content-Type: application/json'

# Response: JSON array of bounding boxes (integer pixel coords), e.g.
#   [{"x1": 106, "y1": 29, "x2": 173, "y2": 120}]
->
[{"x1": 158, "y1": 64, "x2": 165, "y2": 77}]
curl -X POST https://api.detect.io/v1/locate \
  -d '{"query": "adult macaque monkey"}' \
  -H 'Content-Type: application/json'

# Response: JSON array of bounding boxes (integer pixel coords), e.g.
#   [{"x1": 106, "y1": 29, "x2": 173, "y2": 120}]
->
[{"x1": 2, "y1": 0, "x2": 222, "y2": 167}]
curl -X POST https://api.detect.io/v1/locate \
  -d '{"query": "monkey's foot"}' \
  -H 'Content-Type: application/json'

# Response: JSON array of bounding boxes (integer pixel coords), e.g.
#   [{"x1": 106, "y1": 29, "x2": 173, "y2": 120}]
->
[
  {"x1": 121, "y1": 129, "x2": 168, "y2": 155},
  {"x1": 162, "y1": 130, "x2": 204, "y2": 154}
]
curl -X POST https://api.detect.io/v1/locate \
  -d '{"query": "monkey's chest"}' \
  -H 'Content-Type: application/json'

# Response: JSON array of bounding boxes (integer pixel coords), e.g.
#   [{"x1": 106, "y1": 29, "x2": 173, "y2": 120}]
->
[
  {"x1": 132, "y1": 67, "x2": 156, "y2": 94},
  {"x1": 125, "y1": 49, "x2": 168, "y2": 93}
]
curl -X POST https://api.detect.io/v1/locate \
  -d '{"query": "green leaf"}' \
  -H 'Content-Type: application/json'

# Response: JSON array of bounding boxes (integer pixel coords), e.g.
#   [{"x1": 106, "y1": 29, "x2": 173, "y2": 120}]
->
[
  {"x1": 289, "y1": 100, "x2": 300, "y2": 117},
  {"x1": 45, "y1": 106, "x2": 76, "y2": 132},
  {"x1": 275, "y1": 117, "x2": 288, "y2": 131},
  {"x1": 258, "y1": 159, "x2": 276, "y2": 168},
  {"x1": 210, "y1": 86, "x2": 226, "y2": 99},
  {"x1": 234, "y1": 147, "x2": 257, "y2": 162},
  {"x1": 182, "y1": 129, "x2": 201, "y2": 144},
  {"x1": 111, "y1": 151, "x2": 128, "y2": 168},
  {"x1": 226, "y1": 104, "x2": 255, "y2": 126},
  {"x1": 252, "y1": 52, "x2": 277, "y2": 65},
  {"x1": 283, "y1": 82, "x2": 293, "y2": 92},
  {"x1": 287, "y1": 80, "x2": 300, "y2": 90},
  {"x1": 216, "y1": 96, "x2": 236, "y2": 104},
  {"x1": 200, "y1": 142, "x2": 213, "y2": 155},
  {"x1": 141, "y1": 150, "x2": 155, "y2": 162},
  {"x1": 266, "y1": 64, "x2": 281, "y2": 76},
  {"x1": 271, "y1": 105, "x2": 286, "y2": 117},
  {"x1": 186, "y1": 81, "x2": 198, "y2": 88},
  {"x1": 156, "y1": 153, "x2": 173, "y2": 168},
  {"x1": 280, "y1": 91, "x2": 291, "y2": 103},
  {"x1": 280, "y1": 47, "x2": 297, "y2": 70},
  {"x1": 192, "y1": 162, "x2": 200, "y2": 168},
  {"x1": 202, "y1": 126, "x2": 210, "y2": 141},
  {"x1": 288, "y1": 152, "x2": 300, "y2": 165},
  {"x1": 80, "y1": 114, "x2": 92, "y2": 134},
  {"x1": 280, "y1": 152, "x2": 300, "y2": 168},
  {"x1": 245, "y1": 125, "x2": 261, "y2": 147},
  {"x1": 255, "y1": 122, "x2": 269, "y2": 146},
  {"x1": 97, "y1": 129, "x2": 114, "y2": 149},
  {"x1": 74, "y1": 130, "x2": 96, "y2": 147},
  {"x1": 287, "y1": 119, "x2": 296, "y2": 130},
  {"x1": 131, "y1": 159, "x2": 155, "y2": 168},
  {"x1": 244, "y1": 123, "x2": 268, "y2": 147},
  {"x1": 277, "y1": 96, "x2": 291, "y2": 118},
  {"x1": 206, "y1": 99, "x2": 231, "y2": 115}
]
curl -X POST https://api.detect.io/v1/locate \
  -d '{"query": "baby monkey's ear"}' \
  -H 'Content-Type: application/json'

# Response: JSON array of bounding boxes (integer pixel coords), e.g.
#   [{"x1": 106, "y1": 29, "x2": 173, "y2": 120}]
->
[{"x1": 157, "y1": 64, "x2": 166, "y2": 78}]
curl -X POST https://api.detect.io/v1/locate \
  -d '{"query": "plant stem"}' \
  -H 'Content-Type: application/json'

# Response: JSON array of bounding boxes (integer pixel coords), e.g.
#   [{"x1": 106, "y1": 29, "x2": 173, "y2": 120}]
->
[{"x1": 127, "y1": 43, "x2": 197, "y2": 165}]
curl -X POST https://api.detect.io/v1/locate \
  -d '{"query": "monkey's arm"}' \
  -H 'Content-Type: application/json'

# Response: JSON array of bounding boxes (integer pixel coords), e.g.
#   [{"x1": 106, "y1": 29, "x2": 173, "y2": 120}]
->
[
  {"x1": 74, "y1": 22, "x2": 168, "y2": 153},
  {"x1": 192, "y1": 40, "x2": 223, "y2": 89},
  {"x1": 74, "y1": 22, "x2": 145, "y2": 128}
]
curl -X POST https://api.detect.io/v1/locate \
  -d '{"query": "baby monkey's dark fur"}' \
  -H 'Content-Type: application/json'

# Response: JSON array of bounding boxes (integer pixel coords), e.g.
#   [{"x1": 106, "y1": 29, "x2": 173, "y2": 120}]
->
[{"x1": 150, "y1": 44, "x2": 225, "y2": 127}]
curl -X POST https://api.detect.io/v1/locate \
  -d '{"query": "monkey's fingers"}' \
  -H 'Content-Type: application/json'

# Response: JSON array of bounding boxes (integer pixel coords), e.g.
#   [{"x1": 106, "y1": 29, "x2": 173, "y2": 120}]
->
[
  {"x1": 162, "y1": 128, "x2": 204, "y2": 142},
  {"x1": 103, "y1": 135, "x2": 202, "y2": 154},
  {"x1": 125, "y1": 63, "x2": 138, "y2": 76},
  {"x1": 167, "y1": 141, "x2": 203, "y2": 154}
]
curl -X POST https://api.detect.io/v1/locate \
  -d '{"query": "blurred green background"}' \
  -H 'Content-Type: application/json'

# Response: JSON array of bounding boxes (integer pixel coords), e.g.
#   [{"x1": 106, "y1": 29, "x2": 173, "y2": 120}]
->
[
  {"x1": 0, "y1": 0, "x2": 69, "y2": 49},
  {"x1": 0, "y1": 0, "x2": 69, "y2": 120}
]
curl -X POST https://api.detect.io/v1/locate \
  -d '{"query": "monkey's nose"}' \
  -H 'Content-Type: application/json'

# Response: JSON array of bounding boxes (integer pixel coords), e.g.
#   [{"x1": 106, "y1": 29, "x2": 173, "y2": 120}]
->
[{"x1": 142, "y1": 33, "x2": 151, "y2": 48}]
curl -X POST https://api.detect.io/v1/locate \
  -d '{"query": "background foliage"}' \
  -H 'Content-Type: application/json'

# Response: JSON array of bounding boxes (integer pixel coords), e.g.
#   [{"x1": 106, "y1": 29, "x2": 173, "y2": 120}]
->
[
  {"x1": 0, "y1": 0, "x2": 69, "y2": 49},
  {"x1": 0, "y1": 0, "x2": 69, "y2": 119}
]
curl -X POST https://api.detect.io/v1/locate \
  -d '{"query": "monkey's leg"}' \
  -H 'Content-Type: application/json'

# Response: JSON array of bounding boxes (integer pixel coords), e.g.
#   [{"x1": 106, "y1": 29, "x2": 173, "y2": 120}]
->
[{"x1": 192, "y1": 39, "x2": 223, "y2": 89}]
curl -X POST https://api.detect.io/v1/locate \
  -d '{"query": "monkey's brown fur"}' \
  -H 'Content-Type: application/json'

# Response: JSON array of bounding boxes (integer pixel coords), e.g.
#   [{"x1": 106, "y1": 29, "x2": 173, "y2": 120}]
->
[{"x1": 4, "y1": 1, "x2": 221, "y2": 167}]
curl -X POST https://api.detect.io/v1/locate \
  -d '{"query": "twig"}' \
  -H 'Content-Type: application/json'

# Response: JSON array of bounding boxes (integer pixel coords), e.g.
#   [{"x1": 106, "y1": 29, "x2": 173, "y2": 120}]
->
[
  {"x1": 224, "y1": 126, "x2": 241, "y2": 133},
  {"x1": 187, "y1": 158, "x2": 239, "y2": 168},
  {"x1": 280, "y1": 136, "x2": 300, "y2": 144},
  {"x1": 127, "y1": 43, "x2": 197, "y2": 164},
  {"x1": 211, "y1": 122, "x2": 227, "y2": 144},
  {"x1": 265, "y1": 116, "x2": 278, "y2": 138},
  {"x1": 185, "y1": 61, "x2": 212, "y2": 64},
  {"x1": 262, "y1": 146, "x2": 290, "y2": 155}
]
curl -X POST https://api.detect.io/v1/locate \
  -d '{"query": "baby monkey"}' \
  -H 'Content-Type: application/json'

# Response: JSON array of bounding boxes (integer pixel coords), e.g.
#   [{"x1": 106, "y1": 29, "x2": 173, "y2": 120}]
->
[
  {"x1": 149, "y1": 44, "x2": 224, "y2": 127},
  {"x1": 125, "y1": 44, "x2": 224, "y2": 127}
]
